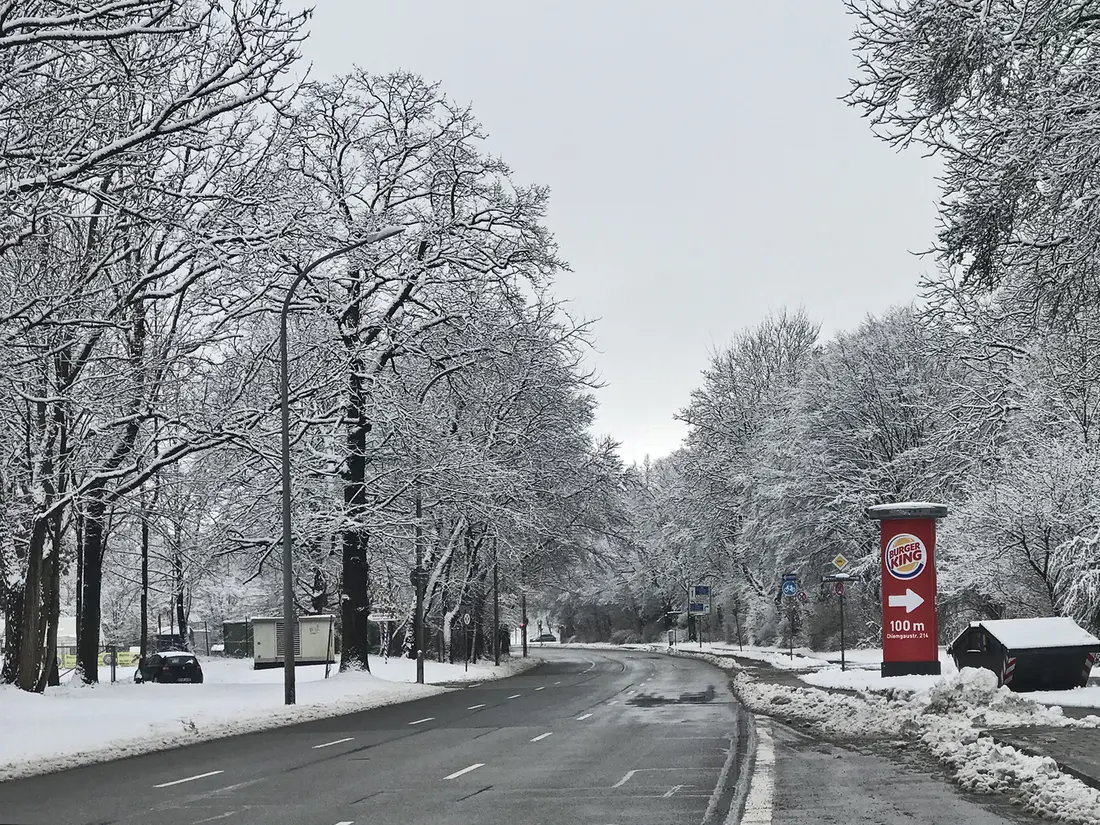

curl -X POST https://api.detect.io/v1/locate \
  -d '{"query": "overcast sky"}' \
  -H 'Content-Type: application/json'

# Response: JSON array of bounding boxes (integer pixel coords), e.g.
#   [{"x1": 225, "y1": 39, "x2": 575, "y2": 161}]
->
[{"x1": 291, "y1": 1, "x2": 941, "y2": 465}]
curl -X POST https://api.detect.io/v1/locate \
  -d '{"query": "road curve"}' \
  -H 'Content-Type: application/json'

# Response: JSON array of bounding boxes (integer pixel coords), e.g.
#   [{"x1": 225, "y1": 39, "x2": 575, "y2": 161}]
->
[{"x1": 0, "y1": 647, "x2": 747, "y2": 825}]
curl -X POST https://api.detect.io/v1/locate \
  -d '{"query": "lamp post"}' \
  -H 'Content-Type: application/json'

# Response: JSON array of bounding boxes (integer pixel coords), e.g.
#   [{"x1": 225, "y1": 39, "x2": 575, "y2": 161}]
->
[{"x1": 280, "y1": 225, "x2": 405, "y2": 706}]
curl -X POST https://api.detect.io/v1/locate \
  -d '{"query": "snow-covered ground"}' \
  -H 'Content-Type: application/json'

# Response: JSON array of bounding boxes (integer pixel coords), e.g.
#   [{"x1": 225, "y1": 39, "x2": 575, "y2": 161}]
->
[
  {"x1": 699, "y1": 642, "x2": 1100, "y2": 710},
  {"x1": 0, "y1": 654, "x2": 534, "y2": 782}
]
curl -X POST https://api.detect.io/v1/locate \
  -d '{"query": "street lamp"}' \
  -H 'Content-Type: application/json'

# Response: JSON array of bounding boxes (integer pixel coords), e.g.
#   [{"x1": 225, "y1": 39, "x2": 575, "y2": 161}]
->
[{"x1": 280, "y1": 225, "x2": 406, "y2": 706}]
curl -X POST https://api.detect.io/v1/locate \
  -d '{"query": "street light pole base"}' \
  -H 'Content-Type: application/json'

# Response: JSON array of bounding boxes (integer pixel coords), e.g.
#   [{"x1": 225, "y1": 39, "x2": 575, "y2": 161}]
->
[{"x1": 416, "y1": 651, "x2": 424, "y2": 684}]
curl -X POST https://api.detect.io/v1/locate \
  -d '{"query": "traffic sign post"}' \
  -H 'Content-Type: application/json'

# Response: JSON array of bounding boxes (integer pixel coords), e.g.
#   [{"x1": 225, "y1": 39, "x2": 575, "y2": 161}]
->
[
  {"x1": 822, "y1": 571, "x2": 852, "y2": 671},
  {"x1": 866, "y1": 502, "x2": 948, "y2": 677},
  {"x1": 688, "y1": 585, "x2": 713, "y2": 648},
  {"x1": 780, "y1": 574, "x2": 798, "y2": 659}
]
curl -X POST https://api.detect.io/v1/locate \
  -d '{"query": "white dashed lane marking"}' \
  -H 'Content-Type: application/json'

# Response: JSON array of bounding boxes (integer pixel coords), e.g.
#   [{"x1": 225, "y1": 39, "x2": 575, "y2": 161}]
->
[
  {"x1": 193, "y1": 812, "x2": 236, "y2": 823},
  {"x1": 612, "y1": 770, "x2": 637, "y2": 788},
  {"x1": 530, "y1": 732, "x2": 553, "y2": 742},
  {"x1": 577, "y1": 713, "x2": 593, "y2": 720},
  {"x1": 467, "y1": 703, "x2": 487, "y2": 710},
  {"x1": 312, "y1": 737, "x2": 353, "y2": 749},
  {"x1": 535, "y1": 686, "x2": 545, "y2": 691},
  {"x1": 408, "y1": 717, "x2": 434, "y2": 725},
  {"x1": 445, "y1": 763, "x2": 485, "y2": 780},
  {"x1": 508, "y1": 694, "x2": 521, "y2": 699},
  {"x1": 154, "y1": 770, "x2": 224, "y2": 788}
]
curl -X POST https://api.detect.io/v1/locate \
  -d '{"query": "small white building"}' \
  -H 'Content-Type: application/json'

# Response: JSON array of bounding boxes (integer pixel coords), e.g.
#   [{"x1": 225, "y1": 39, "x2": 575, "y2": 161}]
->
[{"x1": 251, "y1": 615, "x2": 335, "y2": 670}]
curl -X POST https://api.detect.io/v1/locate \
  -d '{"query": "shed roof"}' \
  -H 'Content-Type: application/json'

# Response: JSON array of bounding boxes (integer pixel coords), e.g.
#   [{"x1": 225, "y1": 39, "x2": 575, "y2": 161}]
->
[{"x1": 970, "y1": 617, "x2": 1100, "y2": 650}]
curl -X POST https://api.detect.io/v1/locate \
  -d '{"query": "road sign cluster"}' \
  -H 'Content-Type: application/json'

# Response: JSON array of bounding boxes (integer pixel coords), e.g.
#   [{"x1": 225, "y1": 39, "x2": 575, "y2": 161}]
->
[
  {"x1": 688, "y1": 585, "x2": 711, "y2": 615},
  {"x1": 780, "y1": 573, "x2": 809, "y2": 602}
]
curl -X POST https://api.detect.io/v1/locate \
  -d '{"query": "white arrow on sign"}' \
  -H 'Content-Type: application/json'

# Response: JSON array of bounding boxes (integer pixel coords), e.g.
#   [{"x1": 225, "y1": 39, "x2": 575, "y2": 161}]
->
[{"x1": 887, "y1": 588, "x2": 925, "y2": 614}]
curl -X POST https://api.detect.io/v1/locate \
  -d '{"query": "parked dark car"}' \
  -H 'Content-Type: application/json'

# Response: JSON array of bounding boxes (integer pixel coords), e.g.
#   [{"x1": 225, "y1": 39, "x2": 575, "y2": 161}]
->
[
  {"x1": 533, "y1": 633, "x2": 557, "y2": 643},
  {"x1": 134, "y1": 651, "x2": 204, "y2": 684}
]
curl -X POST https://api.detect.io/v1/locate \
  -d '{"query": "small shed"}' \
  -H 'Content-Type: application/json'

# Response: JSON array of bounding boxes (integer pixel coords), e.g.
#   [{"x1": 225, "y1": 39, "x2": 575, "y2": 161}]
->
[
  {"x1": 222, "y1": 620, "x2": 254, "y2": 658},
  {"x1": 948, "y1": 617, "x2": 1099, "y2": 692},
  {"x1": 252, "y1": 615, "x2": 336, "y2": 670}
]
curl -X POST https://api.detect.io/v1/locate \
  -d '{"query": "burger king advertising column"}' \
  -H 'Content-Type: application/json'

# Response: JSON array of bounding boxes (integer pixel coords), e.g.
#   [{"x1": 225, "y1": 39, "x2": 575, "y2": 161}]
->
[{"x1": 865, "y1": 502, "x2": 948, "y2": 677}]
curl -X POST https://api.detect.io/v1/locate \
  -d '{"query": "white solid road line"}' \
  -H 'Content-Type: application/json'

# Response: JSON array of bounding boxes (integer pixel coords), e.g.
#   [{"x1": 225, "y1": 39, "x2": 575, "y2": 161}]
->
[
  {"x1": 444, "y1": 763, "x2": 485, "y2": 780},
  {"x1": 467, "y1": 703, "x2": 487, "y2": 710},
  {"x1": 508, "y1": 693, "x2": 521, "y2": 699},
  {"x1": 612, "y1": 769, "x2": 637, "y2": 788},
  {"x1": 153, "y1": 770, "x2": 224, "y2": 788},
  {"x1": 467, "y1": 683, "x2": 482, "y2": 688},
  {"x1": 193, "y1": 812, "x2": 236, "y2": 823},
  {"x1": 577, "y1": 713, "x2": 593, "y2": 720},
  {"x1": 408, "y1": 717, "x2": 434, "y2": 725},
  {"x1": 663, "y1": 784, "x2": 684, "y2": 798},
  {"x1": 530, "y1": 732, "x2": 553, "y2": 742},
  {"x1": 312, "y1": 737, "x2": 354, "y2": 749},
  {"x1": 739, "y1": 722, "x2": 775, "y2": 824}
]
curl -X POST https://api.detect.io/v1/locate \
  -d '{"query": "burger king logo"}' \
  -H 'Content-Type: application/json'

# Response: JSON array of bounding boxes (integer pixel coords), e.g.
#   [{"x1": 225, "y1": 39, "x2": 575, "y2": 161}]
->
[{"x1": 885, "y1": 533, "x2": 926, "y2": 580}]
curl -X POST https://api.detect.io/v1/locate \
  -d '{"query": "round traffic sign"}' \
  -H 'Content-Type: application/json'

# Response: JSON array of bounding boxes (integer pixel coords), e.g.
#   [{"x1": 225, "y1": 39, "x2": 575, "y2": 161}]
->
[
  {"x1": 462, "y1": 613, "x2": 471, "y2": 626},
  {"x1": 781, "y1": 579, "x2": 798, "y2": 597}
]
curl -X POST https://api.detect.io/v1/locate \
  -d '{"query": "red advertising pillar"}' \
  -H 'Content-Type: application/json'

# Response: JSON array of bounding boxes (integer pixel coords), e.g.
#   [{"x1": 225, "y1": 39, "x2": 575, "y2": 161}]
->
[{"x1": 865, "y1": 502, "x2": 948, "y2": 677}]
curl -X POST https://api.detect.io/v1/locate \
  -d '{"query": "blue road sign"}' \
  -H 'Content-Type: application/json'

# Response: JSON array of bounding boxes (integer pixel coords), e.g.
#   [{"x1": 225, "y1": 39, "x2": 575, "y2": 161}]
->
[
  {"x1": 693, "y1": 585, "x2": 710, "y2": 597},
  {"x1": 782, "y1": 572, "x2": 798, "y2": 581},
  {"x1": 781, "y1": 579, "x2": 798, "y2": 597}
]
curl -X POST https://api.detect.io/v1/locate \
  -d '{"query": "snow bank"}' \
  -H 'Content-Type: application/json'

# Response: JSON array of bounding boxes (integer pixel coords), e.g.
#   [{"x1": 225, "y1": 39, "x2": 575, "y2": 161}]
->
[
  {"x1": 923, "y1": 719, "x2": 1100, "y2": 824},
  {"x1": 1027, "y1": 686, "x2": 1100, "y2": 708},
  {"x1": 668, "y1": 647, "x2": 1100, "y2": 825},
  {"x1": 703, "y1": 643, "x2": 828, "y2": 670},
  {"x1": 796, "y1": 651, "x2": 1100, "y2": 715},
  {"x1": 0, "y1": 655, "x2": 535, "y2": 782}
]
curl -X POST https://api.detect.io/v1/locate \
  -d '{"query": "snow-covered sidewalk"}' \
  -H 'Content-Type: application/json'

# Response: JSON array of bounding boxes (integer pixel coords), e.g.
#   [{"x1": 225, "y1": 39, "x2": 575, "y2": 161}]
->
[{"x1": 0, "y1": 655, "x2": 535, "y2": 782}]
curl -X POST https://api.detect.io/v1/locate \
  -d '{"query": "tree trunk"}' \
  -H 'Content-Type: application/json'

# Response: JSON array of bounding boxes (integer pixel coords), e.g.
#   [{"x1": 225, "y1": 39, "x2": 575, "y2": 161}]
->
[
  {"x1": 1, "y1": 588, "x2": 24, "y2": 684},
  {"x1": 173, "y1": 520, "x2": 187, "y2": 647},
  {"x1": 17, "y1": 517, "x2": 49, "y2": 691},
  {"x1": 75, "y1": 510, "x2": 83, "y2": 656},
  {"x1": 77, "y1": 489, "x2": 109, "y2": 683},
  {"x1": 140, "y1": 488, "x2": 150, "y2": 662},
  {"x1": 339, "y1": 270, "x2": 370, "y2": 672},
  {"x1": 37, "y1": 514, "x2": 63, "y2": 691}
]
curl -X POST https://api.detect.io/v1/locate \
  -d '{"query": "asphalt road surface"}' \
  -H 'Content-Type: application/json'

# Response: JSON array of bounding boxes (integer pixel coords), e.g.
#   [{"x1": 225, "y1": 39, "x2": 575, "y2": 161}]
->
[
  {"x1": 0, "y1": 647, "x2": 1050, "y2": 825},
  {"x1": 0, "y1": 648, "x2": 746, "y2": 825}
]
